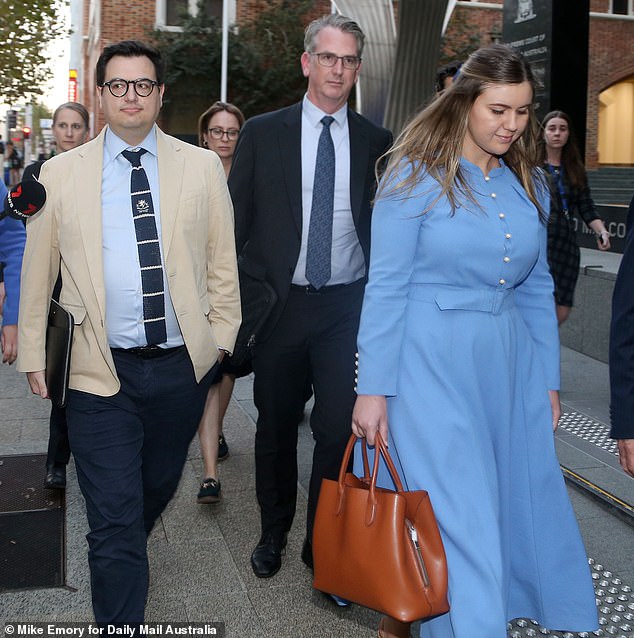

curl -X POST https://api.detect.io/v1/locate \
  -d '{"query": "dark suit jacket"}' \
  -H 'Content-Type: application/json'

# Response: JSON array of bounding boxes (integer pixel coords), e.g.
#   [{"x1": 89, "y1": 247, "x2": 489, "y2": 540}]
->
[
  {"x1": 609, "y1": 194, "x2": 634, "y2": 439},
  {"x1": 228, "y1": 101, "x2": 392, "y2": 341}
]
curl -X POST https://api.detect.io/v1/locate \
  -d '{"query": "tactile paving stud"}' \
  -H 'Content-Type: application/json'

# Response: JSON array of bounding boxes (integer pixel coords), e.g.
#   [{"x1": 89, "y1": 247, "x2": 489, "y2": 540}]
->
[{"x1": 508, "y1": 559, "x2": 634, "y2": 637}]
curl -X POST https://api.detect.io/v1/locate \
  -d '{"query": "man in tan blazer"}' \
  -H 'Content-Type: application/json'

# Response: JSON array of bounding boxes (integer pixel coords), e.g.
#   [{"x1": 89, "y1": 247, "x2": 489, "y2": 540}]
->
[{"x1": 17, "y1": 41, "x2": 240, "y2": 625}]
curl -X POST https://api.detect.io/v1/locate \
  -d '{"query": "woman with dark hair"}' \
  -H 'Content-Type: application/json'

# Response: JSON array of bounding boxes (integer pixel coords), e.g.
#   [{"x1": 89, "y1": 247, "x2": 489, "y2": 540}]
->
[
  {"x1": 541, "y1": 110, "x2": 610, "y2": 324},
  {"x1": 195, "y1": 101, "x2": 245, "y2": 504},
  {"x1": 352, "y1": 45, "x2": 598, "y2": 638},
  {"x1": 23, "y1": 101, "x2": 90, "y2": 490}
]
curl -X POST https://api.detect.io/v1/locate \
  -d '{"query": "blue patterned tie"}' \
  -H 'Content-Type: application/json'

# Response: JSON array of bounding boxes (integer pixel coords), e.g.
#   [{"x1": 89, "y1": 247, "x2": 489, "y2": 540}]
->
[
  {"x1": 121, "y1": 148, "x2": 167, "y2": 345},
  {"x1": 306, "y1": 115, "x2": 335, "y2": 290}
]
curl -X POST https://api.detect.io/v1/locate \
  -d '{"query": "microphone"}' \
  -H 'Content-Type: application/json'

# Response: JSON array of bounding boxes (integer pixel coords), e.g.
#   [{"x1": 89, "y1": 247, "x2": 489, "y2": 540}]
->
[{"x1": 1, "y1": 180, "x2": 47, "y2": 221}]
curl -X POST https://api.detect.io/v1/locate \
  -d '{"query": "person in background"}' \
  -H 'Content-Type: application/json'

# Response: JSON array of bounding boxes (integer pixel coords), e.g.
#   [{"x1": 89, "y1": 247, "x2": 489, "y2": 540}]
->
[
  {"x1": 608, "y1": 192, "x2": 634, "y2": 478},
  {"x1": 541, "y1": 110, "x2": 610, "y2": 324},
  {"x1": 195, "y1": 100, "x2": 245, "y2": 504},
  {"x1": 7, "y1": 141, "x2": 23, "y2": 186},
  {"x1": 22, "y1": 102, "x2": 91, "y2": 490},
  {"x1": 435, "y1": 61, "x2": 461, "y2": 94},
  {"x1": 229, "y1": 13, "x2": 392, "y2": 581},
  {"x1": 352, "y1": 44, "x2": 598, "y2": 638},
  {"x1": 0, "y1": 180, "x2": 26, "y2": 365},
  {"x1": 17, "y1": 40, "x2": 240, "y2": 624}
]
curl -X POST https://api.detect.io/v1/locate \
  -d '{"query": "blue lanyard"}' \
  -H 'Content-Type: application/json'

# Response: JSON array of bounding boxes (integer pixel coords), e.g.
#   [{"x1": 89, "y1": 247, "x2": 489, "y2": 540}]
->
[{"x1": 546, "y1": 163, "x2": 569, "y2": 214}]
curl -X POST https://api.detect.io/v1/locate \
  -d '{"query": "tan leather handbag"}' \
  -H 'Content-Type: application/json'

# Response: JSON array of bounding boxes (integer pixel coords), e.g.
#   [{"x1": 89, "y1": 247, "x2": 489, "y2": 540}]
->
[{"x1": 312, "y1": 433, "x2": 450, "y2": 623}]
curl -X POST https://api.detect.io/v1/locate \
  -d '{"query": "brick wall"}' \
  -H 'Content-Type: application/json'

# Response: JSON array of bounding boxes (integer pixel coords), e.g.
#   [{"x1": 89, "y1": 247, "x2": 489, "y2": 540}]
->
[
  {"x1": 236, "y1": 0, "x2": 330, "y2": 23},
  {"x1": 445, "y1": 2, "x2": 634, "y2": 168},
  {"x1": 85, "y1": 0, "x2": 158, "y2": 134},
  {"x1": 79, "y1": 0, "x2": 634, "y2": 167},
  {"x1": 587, "y1": 15, "x2": 634, "y2": 166}
]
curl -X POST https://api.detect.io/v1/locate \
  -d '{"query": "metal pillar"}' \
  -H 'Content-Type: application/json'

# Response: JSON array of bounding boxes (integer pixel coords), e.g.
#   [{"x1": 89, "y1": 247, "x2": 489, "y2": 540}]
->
[{"x1": 384, "y1": 0, "x2": 449, "y2": 134}]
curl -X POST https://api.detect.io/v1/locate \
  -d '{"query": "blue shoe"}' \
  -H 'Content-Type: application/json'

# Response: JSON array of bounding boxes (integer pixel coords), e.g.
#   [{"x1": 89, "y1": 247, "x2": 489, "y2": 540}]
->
[{"x1": 327, "y1": 593, "x2": 351, "y2": 607}]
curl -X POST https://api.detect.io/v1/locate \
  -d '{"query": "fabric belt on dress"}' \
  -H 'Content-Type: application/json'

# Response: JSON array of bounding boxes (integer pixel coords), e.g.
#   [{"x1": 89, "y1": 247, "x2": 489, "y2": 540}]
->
[
  {"x1": 111, "y1": 345, "x2": 186, "y2": 359},
  {"x1": 408, "y1": 285, "x2": 515, "y2": 315}
]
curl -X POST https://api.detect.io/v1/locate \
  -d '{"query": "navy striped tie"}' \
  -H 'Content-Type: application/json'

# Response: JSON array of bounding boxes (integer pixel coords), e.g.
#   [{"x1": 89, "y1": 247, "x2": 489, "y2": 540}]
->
[
  {"x1": 121, "y1": 148, "x2": 167, "y2": 345},
  {"x1": 306, "y1": 115, "x2": 335, "y2": 290}
]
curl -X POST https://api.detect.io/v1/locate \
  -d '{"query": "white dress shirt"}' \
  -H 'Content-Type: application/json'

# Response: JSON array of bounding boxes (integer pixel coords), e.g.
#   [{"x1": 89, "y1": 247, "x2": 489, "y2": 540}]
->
[
  {"x1": 292, "y1": 95, "x2": 365, "y2": 286},
  {"x1": 101, "y1": 125, "x2": 184, "y2": 348}
]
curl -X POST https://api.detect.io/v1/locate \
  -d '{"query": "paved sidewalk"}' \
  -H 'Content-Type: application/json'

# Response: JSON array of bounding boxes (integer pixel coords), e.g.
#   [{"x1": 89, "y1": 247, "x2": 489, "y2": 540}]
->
[{"x1": 0, "y1": 343, "x2": 633, "y2": 637}]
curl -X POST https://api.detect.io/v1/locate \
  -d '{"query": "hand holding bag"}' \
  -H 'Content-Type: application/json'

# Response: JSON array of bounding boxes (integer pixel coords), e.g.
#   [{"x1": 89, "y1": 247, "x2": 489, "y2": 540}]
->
[{"x1": 312, "y1": 433, "x2": 449, "y2": 623}]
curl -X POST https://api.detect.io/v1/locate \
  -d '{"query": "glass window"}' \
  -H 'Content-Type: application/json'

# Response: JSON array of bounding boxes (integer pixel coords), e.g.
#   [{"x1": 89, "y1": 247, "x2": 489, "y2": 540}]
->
[
  {"x1": 612, "y1": 0, "x2": 630, "y2": 15},
  {"x1": 166, "y1": 0, "x2": 188, "y2": 26},
  {"x1": 200, "y1": 0, "x2": 223, "y2": 18}
]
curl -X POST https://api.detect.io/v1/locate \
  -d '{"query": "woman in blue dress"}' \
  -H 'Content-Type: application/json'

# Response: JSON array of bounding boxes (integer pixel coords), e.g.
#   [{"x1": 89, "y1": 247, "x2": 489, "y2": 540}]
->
[{"x1": 352, "y1": 44, "x2": 599, "y2": 638}]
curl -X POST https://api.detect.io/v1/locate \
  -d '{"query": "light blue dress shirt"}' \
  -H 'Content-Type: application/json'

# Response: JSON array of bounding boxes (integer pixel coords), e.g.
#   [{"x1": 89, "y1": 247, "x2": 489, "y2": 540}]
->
[
  {"x1": 292, "y1": 95, "x2": 365, "y2": 286},
  {"x1": 101, "y1": 125, "x2": 183, "y2": 348}
]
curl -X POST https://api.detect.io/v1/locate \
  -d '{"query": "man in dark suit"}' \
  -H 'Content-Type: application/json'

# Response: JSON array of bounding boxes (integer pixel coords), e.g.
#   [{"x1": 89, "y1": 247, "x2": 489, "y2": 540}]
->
[
  {"x1": 229, "y1": 13, "x2": 392, "y2": 579},
  {"x1": 609, "y1": 194, "x2": 634, "y2": 478}
]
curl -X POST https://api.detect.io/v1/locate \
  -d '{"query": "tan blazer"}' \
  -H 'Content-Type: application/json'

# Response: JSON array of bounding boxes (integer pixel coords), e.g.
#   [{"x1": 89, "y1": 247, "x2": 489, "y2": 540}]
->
[{"x1": 17, "y1": 126, "x2": 241, "y2": 397}]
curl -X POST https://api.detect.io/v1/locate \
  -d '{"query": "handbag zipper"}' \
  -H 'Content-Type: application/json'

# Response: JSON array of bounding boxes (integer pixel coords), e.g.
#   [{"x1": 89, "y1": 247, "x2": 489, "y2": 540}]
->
[{"x1": 406, "y1": 518, "x2": 430, "y2": 587}]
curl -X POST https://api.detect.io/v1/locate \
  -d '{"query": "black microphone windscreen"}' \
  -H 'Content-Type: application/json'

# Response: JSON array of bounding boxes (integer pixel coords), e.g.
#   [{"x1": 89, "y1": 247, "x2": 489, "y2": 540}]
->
[{"x1": 4, "y1": 180, "x2": 47, "y2": 220}]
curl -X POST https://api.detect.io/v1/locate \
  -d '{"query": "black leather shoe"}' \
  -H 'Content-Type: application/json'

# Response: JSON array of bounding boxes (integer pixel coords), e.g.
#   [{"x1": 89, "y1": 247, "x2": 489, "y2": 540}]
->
[
  {"x1": 301, "y1": 537, "x2": 313, "y2": 570},
  {"x1": 250, "y1": 532, "x2": 287, "y2": 578},
  {"x1": 44, "y1": 464, "x2": 67, "y2": 490}
]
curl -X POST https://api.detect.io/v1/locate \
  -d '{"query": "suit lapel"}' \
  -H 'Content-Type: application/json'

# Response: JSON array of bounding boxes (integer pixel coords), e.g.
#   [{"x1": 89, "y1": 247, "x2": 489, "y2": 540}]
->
[
  {"x1": 156, "y1": 128, "x2": 184, "y2": 256},
  {"x1": 348, "y1": 109, "x2": 370, "y2": 226},
  {"x1": 74, "y1": 130, "x2": 106, "y2": 319},
  {"x1": 279, "y1": 103, "x2": 303, "y2": 237}
]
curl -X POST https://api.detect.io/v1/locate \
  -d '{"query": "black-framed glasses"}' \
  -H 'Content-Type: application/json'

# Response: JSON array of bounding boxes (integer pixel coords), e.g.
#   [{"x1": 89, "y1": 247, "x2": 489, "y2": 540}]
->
[
  {"x1": 309, "y1": 52, "x2": 361, "y2": 70},
  {"x1": 208, "y1": 127, "x2": 240, "y2": 140},
  {"x1": 102, "y1": 78, "x2": 159, "y2": 97}
]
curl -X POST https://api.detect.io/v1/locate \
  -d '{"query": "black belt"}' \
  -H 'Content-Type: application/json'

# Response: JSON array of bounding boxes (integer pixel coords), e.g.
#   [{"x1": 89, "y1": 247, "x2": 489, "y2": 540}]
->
[
  {"x1": 111, "y1": 345, "x2": 185, "y2": 359},
  {"x1": 290, "y1": 282, "x2": 358, "y2": 295}
]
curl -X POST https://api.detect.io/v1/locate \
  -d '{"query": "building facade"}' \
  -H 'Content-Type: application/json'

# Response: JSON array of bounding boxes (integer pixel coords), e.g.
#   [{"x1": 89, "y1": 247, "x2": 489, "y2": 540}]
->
[{"x1": 71, "y1": 0, "x2": 634, "y2": 167}]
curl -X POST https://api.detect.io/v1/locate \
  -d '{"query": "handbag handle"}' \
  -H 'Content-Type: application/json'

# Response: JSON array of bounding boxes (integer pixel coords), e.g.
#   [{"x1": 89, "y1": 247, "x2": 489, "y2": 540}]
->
[{"x1": 337, "y1": 433, "x2": 406, "y2": 526}]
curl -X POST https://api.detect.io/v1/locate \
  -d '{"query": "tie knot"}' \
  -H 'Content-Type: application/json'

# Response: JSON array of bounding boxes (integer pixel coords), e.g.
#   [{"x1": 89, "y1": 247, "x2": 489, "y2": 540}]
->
[
  {"x1": 321, "y1": 115, "x2": 334, "y2": 129},
  {"x1": 121, "y1": 148, "x2": 148, "y2": 167}
]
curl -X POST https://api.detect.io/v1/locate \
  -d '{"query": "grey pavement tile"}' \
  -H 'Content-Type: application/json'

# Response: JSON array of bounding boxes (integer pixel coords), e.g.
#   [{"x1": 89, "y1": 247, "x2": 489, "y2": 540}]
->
[
  {"x1": 0, "y1": 420, "x2": 22, "y2": 445},
  {"x1": 214, "y1": 493, "x2": 309, "y2": 593},
  {"x1": 571, "y1": 465, "x2": 634, "y2": 509},
  {"x1": 158, "y1": 490, "x2": 224, "y2": 545},
  {"x1": 19, "y1": 419, "x2": 51, "y2": 443},
  {"x1": 185, "y1": 591, "x2": 263, "y2": 637},
  {"x1": 145, "y1": 599, "x2": 188, "y2": 623},
  {"x1": 556, "y1": 426, "x2": 620, "y2": 470},
  {"x1": 0, "y1": 367, "x2": 33, "y2": 398},
  {"x1": 0, "y1": 397, "x2": 50, "y2": 420},
  {"x1": 1, "y1": 586, "x2": 92, "y2": 622},
  {"x1": 555, "y1": 438, "x2": 614, "y2": 471},
  {"x1": 234, "y1": 399, "x2": 257, "y2": 426},
  {"x1": 579, "y1": 515, "x2": 634, "y2": 574},
  {"x1": 0, "y1": 442, "x2": 48, "y2": 457},
  {"x1": 188, "y1": 453, "x2": 256, "y2": 497},
  {"x1": 567, "y1": 484, "x2": 609, "y2": 521},
  {"x1": 147, "y1": 536, "x2": 245, "y2": 603},
  {"x1": 560, "y1": 346, "x2": 610, "y2": 402},
  {"x1": 231, "y1": 375, "x2": 255, "y2": 402},
  {"x1": 248, "y1": 579, "x2": 380, "y2": 638}
]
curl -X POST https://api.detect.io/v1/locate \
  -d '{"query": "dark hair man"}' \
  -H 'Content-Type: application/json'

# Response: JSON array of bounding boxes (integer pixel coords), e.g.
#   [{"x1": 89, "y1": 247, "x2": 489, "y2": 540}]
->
[
  {"x1": 17, "y1": 40, "x2": 240, "y2": 623},
  {"x1": 229, "y1": 14, "x2": 392, "y2": 580}
]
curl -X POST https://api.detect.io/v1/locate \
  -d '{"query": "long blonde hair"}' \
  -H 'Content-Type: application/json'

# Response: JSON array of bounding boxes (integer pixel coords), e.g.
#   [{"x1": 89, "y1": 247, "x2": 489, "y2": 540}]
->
[{"x1": 379, "y1": 44, "x2": 545, "y2": 220}]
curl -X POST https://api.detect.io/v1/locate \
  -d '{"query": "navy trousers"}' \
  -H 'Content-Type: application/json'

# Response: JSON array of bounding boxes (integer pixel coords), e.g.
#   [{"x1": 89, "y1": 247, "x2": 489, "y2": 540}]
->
[
  {"x1": 252, "y1": 280, "x2": 364, "y2": 541},
  {"x1": 67, "y1": 347, "x2": 215, "y2": 624}
]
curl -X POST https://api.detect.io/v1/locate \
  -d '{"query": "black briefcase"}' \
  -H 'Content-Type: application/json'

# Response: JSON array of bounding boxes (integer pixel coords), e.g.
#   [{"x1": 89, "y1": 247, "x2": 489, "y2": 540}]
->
[
  {"x1": 45, "y1": 299, "x2": 74, "y2": 408},
  {"x1": 230, "y1": 267, "x2": 277, "y2": 368}
]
